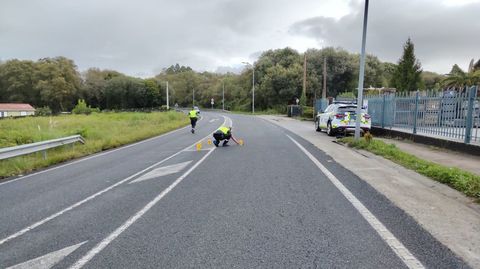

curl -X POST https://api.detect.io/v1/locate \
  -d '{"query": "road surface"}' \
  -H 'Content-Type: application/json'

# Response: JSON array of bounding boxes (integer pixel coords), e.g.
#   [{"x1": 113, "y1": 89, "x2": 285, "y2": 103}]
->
[{"x1": 0, "y1": 112, "x2": 469, "y2": 268}]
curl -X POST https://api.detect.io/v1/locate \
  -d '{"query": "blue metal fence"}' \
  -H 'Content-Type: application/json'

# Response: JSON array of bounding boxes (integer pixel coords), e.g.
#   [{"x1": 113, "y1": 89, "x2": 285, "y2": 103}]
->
[
  {"x1": 314, "y1": 99, "x2": 329, "y2": 114},
  {"x1": 365, "y1": 86, "x2": 479, "y2": 144}
]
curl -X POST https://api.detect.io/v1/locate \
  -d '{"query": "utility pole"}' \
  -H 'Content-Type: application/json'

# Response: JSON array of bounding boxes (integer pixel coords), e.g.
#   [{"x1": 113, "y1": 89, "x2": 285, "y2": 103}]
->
[
  {"x1": 303, "y1": 54, "x2": 307, "y2": 103},
  {"x1": 166, "y1": 81, "x2": 169, "y2": 110},
  {"x1": 222, "y1": 81, "x2": 225, "y2": 111},
  {"x1": 322, "y1": 57, "x2": 327, "y2": 99},
  {"x1": 355, "y1": 0, "x2": 370, "y2": 140},
  {"x1": 252, "y1": 65, "x2": 255, "y2": 114},
  {"x1": 242, "y1": 62, "x2": 255, "y2": 114}
]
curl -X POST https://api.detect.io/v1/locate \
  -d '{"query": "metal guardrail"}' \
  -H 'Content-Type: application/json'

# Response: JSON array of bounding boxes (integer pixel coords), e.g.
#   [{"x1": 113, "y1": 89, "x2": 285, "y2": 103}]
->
[{"x1": 0, "y1": 135, "x2": 85, "y2": 160}]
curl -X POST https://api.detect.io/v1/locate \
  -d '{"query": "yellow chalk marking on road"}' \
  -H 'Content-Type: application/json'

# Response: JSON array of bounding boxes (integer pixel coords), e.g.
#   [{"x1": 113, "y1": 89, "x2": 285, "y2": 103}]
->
[
  {"x1": 239, "y1": 139, "x2": 244, "y2": 146},
  {"x1": 207, "y1": 139, "x2": 212, "y2": 145},
  {"x1": 196, "y1": 143, "x2": 202, "y2": 151}
]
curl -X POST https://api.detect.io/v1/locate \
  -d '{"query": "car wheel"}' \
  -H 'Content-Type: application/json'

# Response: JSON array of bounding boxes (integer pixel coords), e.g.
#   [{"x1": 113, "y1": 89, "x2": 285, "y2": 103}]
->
[
  {"x1": 315, "y1": 119, "x2": 321, "y2": 132},
  {"x1": 326, "y1": 121, "x2": 335, "y2": 136}
]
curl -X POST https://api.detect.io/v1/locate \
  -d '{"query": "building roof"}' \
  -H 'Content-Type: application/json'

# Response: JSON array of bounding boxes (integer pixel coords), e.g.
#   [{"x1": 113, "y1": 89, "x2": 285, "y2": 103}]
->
[{"x1": 0, "y1": 103, "x2": 35, "y2": 111}]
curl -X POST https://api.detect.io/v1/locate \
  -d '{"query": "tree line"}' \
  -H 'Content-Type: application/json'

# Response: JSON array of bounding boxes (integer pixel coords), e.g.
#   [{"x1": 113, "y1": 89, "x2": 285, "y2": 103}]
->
[{"x1": 1, "y1": 39, "x2": 478, "y2": 113}]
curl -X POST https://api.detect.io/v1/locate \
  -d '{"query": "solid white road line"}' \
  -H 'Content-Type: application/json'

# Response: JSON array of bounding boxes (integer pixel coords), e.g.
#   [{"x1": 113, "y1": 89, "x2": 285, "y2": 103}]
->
[
  {"x1": 70, "y1": 148, "x2": 216, "y2": 269},
  {"x1": 7, "y1": 241, "x2": 87, "y2": 269},
  {"x1": 0, "y1": 116, "x2": 228, "y2": 246},
  {"x1": 286, "y1": 135, "x2": 425, "y2": 269},
  {"x1": 129, "y1": 161, "x2": 192, "y2": 184}
]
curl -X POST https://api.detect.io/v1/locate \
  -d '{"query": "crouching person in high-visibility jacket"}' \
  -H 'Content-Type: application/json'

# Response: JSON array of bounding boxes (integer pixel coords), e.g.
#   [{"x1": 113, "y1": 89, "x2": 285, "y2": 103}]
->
[{"x1": 212, "y1": 126, "x2": 239, "y2": 147}]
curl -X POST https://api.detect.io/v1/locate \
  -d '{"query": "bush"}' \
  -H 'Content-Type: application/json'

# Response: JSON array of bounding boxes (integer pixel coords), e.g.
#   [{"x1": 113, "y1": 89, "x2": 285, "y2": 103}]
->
[
  {"x1": 302, "y1": 106, "x2": 314, "y2": 116},
  {"x1": 72, "y1": 99, "x2": 100, "y2": 115},
  {"x1": 337, "y1": 92, "x2": 356, "y2": 98},
  {"x1": 340, "y1": 137, "x2": 480, "y2": 200},
  {"x1": 35, "y1": 106, "x2": 52, "y2": 116}
]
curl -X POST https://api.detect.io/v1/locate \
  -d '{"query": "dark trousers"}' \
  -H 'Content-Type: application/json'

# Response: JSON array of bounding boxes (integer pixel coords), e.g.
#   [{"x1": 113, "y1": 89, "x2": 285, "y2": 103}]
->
[
  {"x1": 190, "y1": 118, "x2": 197, "y2": 128},
  {"x1": 213, "y1": 131, "x2": 231, "y2": 142}
]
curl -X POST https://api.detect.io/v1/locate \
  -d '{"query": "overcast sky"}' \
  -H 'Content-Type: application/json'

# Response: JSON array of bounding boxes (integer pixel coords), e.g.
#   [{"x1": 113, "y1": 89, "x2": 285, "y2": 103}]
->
[{"x1": 1, "y1": 0, "x2": 479, "y2": 77}]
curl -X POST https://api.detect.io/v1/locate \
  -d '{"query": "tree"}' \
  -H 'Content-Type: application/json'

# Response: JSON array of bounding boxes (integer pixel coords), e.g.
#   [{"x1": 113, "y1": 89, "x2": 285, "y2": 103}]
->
[
  {"x1": 421, "y1": 71, "x2": 445, "y2": 90},
  {"x1": 81, "y1": 68, "x2": 123, "y2": 109},
  {"x1": 305, "y1": 48, "x2": 357, "y2": 98},
  {"x1": 34, "y1": 57, "x2": 82, "y2": 112},
  {"x1": 0, "y1": 60, "x2": 38, "y2": 105},
  {"x1": 391, "y1": 38, "x2": 423, "y2": 92},
  {"x1": 474, "y1": 60, "x2": 480, "y2": 72},
  {"x1": 443, "y1": 64, "x2": 480, "y2": 90}
]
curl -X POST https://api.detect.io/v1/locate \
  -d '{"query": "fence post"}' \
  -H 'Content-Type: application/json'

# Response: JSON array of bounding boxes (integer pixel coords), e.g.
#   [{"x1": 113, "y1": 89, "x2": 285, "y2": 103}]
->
[
  {"x1": 381, "y1": 94, "x2": 386, "y2": 128},
  {"x1": 413, "y1": 91, "x2": 419, "y2": 134},
  {"x1": 464, "y1": 86, "x2": 476, "y2": 144}
]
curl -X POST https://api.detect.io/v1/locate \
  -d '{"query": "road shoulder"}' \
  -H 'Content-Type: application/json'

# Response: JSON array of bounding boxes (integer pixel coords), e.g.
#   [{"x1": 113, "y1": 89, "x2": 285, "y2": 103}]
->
[{"x1": 260, "y1": 115, "x2": 480, "y2": 269}]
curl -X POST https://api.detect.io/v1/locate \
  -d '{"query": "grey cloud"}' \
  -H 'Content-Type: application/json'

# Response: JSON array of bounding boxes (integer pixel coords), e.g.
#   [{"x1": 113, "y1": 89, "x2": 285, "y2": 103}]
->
[
  {"x1": 290, "y1": 0, "x2": 480, "y2": 73},
  {"x1": 3, "y1": 0, "x2": 475, "y2": 76},
  {"x1": 0, "y1": 0, "x2": 263, "y2": 76}
]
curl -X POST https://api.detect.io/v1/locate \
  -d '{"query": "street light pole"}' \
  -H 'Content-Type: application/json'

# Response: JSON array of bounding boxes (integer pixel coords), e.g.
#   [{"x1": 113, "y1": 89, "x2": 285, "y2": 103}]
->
[
  {"x1": 192, "y1": 88, "x2": 195, "y2": 107},
  {"x1": 166, "y1": 81, "x2": 169, "y2": 110},
  {"x1": 355, "y1": 0, "x2": 369, "y2": 140},
  {"x1": 222, "y1": 81, "x2": 225, "y2": 111}
]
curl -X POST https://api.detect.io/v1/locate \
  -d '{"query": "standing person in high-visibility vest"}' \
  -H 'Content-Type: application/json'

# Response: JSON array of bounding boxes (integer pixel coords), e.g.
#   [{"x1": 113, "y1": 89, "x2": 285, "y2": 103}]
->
[
  {"x1": 212, "y1": 126, "x2": 239, "y2": 147},
  {"x1": 188, "y1": 108, "x2": 199, "y2": 133}
]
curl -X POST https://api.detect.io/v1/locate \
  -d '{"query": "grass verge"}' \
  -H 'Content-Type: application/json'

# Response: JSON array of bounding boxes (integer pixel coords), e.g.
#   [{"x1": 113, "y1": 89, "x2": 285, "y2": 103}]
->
[
  {"x1": 0, "y1": 111, "x2": 189, "y2": 179},
  {"x1": 339, "y1": 137, "x2": 480, "y2": 201}
]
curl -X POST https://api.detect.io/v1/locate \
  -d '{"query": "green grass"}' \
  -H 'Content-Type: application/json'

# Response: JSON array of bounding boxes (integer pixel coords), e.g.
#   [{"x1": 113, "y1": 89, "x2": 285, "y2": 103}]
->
[
  {"x1": 339, "y1": 137, "x2": 480, "y2": 200},
  {"x1": 0, "y1": 111, "x2": 189, "y2": 178}
]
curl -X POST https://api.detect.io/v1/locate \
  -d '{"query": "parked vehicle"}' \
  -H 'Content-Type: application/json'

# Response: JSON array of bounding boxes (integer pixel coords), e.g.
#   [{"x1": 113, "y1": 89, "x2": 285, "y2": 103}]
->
[{"x1": 315, "y1": 103, "x2": 371, "y2": 136}]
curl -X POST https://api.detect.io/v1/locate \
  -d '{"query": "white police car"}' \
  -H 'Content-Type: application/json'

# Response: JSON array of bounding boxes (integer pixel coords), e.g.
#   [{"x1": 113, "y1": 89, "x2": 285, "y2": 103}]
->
[{"x1": 315, "y1": 103, "x2": 371, "y2": 136}]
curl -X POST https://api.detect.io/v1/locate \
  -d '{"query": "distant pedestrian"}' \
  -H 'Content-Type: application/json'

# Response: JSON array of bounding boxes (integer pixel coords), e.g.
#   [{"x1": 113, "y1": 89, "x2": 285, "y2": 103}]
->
[
  {"x1": 212, "y1": 126, "x2": 239, "y2": 147},
  {"x1": 188, "y1": 108, "x2": 199, "y2": 133}
]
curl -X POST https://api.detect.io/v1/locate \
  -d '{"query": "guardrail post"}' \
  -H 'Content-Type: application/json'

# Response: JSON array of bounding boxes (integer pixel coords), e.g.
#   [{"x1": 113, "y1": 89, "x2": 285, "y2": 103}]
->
[
  {"x1": 464, "y1": 86, "x2": 476, "y2": 144},
  {"x1": 413, "y1": 91, "x2": 419, "y2": 134},
  {"x1": 381, "y1": 94, "x2": 386, "y2": 128},
  {"x1": 42, "y1": 150, "x2": 47, "y2": 160}
]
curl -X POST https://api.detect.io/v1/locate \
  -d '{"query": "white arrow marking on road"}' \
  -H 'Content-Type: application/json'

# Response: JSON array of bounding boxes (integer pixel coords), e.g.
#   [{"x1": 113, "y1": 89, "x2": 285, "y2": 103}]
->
[
  {"x1": 129, "y1": 161, "x2": 192, "y2": 184},
  {"x1": 7, "y1": 241, "x2": 87, "y2": 269},
  {"x1": 70, "y1": 149, "x2": 216, "y2": 269},
  {"x1": 0, "y1": 116, "x2": 229, "y2": 248},
  {"x1": 209, "y1": 118, "x2": 218, "y2": 123}
]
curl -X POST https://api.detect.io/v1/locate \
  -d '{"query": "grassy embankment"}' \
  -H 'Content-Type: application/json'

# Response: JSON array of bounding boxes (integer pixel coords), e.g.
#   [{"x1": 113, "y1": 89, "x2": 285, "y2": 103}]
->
[
  {"x1": 0, "y1": 111, "x2": 189, "y2": 178},
  {"x1": 339, "y1": 136, "x2": 480, "y2": 201}
]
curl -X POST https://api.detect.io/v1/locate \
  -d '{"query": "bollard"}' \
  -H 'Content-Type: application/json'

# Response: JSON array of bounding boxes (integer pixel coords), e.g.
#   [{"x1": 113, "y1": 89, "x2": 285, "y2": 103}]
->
[
  {"x1": 413, "y1": 91, "x2": 419, "y2": 134},
  {"x1": 207, "y1": 139, "x2": 212, "y2": 145},
  {"x1": 239, "y1": 139, "x2": 244, "y2": 146},
  {"x1": 196, "y1": 143, "x2": 202, "y2": 151},
  {"x1": 464, "y1": 86, "x2": 477, "y2": 144}
]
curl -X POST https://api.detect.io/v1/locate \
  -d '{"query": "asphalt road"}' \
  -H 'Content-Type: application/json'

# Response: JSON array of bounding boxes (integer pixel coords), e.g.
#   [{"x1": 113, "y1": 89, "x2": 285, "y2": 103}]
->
[{"x1": 0, "y1": 112, "x2": 469, "y2": 268}]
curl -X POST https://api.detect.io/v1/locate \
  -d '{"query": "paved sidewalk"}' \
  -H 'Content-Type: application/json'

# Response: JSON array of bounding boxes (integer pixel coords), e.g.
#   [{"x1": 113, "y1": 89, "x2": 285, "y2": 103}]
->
[
  {"x1": 260, "y1": 115, "x2": 480, "y2": 268},
  {"x1": 377, "y1": 137, "x2": 480, "y2": 176}
]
